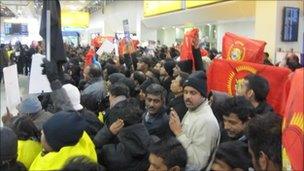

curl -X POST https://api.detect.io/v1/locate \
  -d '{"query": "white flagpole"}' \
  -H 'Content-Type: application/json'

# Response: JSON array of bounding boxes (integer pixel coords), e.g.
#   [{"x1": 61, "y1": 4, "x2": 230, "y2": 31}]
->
[{"x1": 46, "y1": 0, "x2": 51, "y2": 61}]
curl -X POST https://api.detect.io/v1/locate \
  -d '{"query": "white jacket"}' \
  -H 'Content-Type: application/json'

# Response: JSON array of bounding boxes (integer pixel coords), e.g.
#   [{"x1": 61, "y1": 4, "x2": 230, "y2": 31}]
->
[{"x1": 177, "y1": 100, "x2": 220, "y2": 170}]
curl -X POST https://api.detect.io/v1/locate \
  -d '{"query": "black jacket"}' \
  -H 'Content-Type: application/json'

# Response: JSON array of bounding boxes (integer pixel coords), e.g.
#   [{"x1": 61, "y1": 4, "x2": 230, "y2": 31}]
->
[
  {"x1": 78, "y1": 108, "x2": 103, "y2": 140},
  {"x1": 255, "y1": 101, "x2": 273, "y2": 115},
  {"x1": 94, "y1": 123, "x2": 151, "y2": 171},
  {"x1": 168, "y1": 95, "x2": 187, "y2": 120},
  {"x1": 192, "y1": 46, "x2": 204, "y2": 71},
  {"x1": 142, "y1": 108, "x2": 171, "y2": 139},
  {"x1": 81, "y1": 77, "x2": 106, "y2": 114}
]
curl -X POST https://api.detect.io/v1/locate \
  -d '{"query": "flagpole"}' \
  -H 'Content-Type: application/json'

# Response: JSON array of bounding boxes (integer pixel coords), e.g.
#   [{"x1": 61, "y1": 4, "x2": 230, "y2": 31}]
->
[{"x1": 46, "y1": 0, "x2": 51, "y2": 61}]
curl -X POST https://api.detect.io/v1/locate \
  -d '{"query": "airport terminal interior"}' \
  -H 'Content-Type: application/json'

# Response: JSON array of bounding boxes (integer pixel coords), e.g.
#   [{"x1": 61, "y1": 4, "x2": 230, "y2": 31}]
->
[{"x1": 0, "y1": 0, "x2": 303, "y2": 171}]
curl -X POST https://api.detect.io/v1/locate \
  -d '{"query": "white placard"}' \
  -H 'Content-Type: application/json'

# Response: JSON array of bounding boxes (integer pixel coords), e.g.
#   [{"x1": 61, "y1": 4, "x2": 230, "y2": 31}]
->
[
  {"x1": 29, "y1": 54, "x2": 52, "y2": 94},
  {"x1": 3, "y1": 64, "x2": 20, "y2": 116},
  {"x1": 96, "y1": 40, "x2": 115, "y2": 56},
  {"x1": 114, "y1": 43, "x2": 119, "y2": 56}
]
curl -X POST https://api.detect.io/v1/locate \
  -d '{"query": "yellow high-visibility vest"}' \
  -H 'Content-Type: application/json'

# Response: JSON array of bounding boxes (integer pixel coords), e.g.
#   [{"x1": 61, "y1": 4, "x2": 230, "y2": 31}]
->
[
  {"x1": 17, "y1": 140, "x2": 42, "y2": 169},
  {"x1": 29, "y1": 132, "x2": 97, "y2": 171}
]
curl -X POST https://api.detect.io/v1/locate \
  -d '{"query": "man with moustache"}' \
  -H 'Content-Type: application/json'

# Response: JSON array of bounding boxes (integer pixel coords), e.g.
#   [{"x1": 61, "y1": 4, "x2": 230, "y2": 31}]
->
[
  {"x1": 142, "y1": 84, "x2": 171, "y2": 140},
  {"x1": 169, "y1": 71, "x2": 220, "y2": 170}
]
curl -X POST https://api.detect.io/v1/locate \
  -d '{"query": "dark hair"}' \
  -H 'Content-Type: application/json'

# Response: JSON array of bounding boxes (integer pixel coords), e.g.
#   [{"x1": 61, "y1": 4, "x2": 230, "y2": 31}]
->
[
  {"x1": 61, "y1": 156, "x2": 105, "y2": 171},
  {"x1": 11, "y1": 115, "x2": 41, "y2": 141},
  {"x1": 0, "y1": 161, "x2": 27, "y2": 171},
  {"x1": 149, "y1": 137, "x2": 187, "y2": 169},
  {"x1": 139, "y1": 79, "x2": 154, "y2": 93},
  {"x1": 133, "y1": 71, "x2": 146, "y2": 85},
  {"x1": 177, "y1": 60, "x2": 193, "y2": 74},
  {"x1": 89, "y1": 64, "x2": 102, "y2": 78},
  {"x1": 214, "y1": 141, "x2": 251, "y2": 170},
  {"x1": 264, "y1": 52, "x2": 269, "y2": 58},
  {"x1": 147, "y1": 68, "x2": 160, "y2": 80},
  {"x1": 117, "y1": 78, "x2": 137, "y2": 97},
  {"x1": 178, "y1": 72, "x2": 189, "y2": 86},
  {"x1": 286, "y1": 54, "x2": 301, "y2": 71},
  {"x1": 138, "y1": 56, "x2": 152, "y2": 68},
  {"x1": 108, "y1": 98, "x2": 143, "y2": 127},
  {"x1": 108, "y1": 73, "x2": 125, "y2": 85},
  {"x1": 109, "y1": 82, "x2": 130, "y2": 98},
  {"x1": 221, "y1": 96, "x2": 254, "y2": 122},
  {"x1": 245, "y1": 74, "x2": 269, "y2": 102},
  {"x1": 145, "y1": 83, "x2": 167, "y2": 101},
  {"x1": 105, "y1": 64, "x2": 119, "y2": 77},
  {"x1": 247, "y1": 112, "x2": 282, "y2": 169}
]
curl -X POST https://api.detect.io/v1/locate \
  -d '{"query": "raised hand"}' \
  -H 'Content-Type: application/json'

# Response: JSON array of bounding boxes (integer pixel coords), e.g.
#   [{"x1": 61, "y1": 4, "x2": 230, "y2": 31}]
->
[{"x1": 109, "y1": 119, "x2": 124, "y2": 135}]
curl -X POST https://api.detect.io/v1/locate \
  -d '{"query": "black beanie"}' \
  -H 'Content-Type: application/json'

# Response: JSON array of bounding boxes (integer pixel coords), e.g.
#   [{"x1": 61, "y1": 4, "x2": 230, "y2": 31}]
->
[
  {"x1": 0, "y1": 127, "x2": 17, "y2": 162},
  {"x1": 177, "y1": 60, "x2": 193, "y2": 74},
  {"x1": 164, "y1": 60, "x2": 176, "y2": 77},
  {"x1": 42, "y1": 111, "x2": 88, "y2": 152},
  {"x1": 183, "y1": 71, "x2": 207, "y2": 97}
]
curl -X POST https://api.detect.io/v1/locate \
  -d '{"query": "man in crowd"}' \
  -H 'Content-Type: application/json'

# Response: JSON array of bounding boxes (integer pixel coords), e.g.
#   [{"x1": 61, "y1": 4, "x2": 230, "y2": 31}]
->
[
  {"x1": 247, "y1": 112, "x2": 282, "y2": 171},
  {"x1": 221, "y1": 96, "x2": 254, "y2": 143},
  {"x1": 94, "y1": 99, "x2": 151, "y2": 171},
  {"x1": 142, "y1": 83, "x2": 171, "y2": 140},
  {"x1": 137, "y1": 56, "x2": 152, "y2": 74},
  {"x1": 81, "y1": 64, "x2": 107, "y2": 114},
  {"x1": 148, "y1": 137, "x2": 187, "y2": 171},
  {"x1": 168, "y1": 72, "x2": 189, "y2": 120},
  {"x1": 2, "y1": 96, "x2": 52, "y2": 131},
  {"x1": 236, "y1": 74, "x2": 273, "y2": 115},
  {"x1": 211, "y1": 141, "x2": 252, "y2": 171},
  {"x1": 169, "y1": 71, "x2": 220, "y2": 170}
]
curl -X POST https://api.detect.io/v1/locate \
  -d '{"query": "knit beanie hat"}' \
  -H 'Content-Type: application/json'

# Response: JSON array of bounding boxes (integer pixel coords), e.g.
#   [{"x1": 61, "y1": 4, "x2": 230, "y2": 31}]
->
[
  {"x1": 42, "y1": 111, "x2": 88, "y2": 152},
  {"x1": 17, "y1": 96, "x2": 42, "y2": 114},
  {"x1": 183, "y1": 71, "x2": 207, "y2": 97},
  {"x1": 164, "y1": 60, "x2": 176, "y2": 77},
  {"x1": 177, "y1": 60, "x2": 193, "y2": 74},
  {"x1": 0, "y1": 127, "x2": 18, "y2": 162}
]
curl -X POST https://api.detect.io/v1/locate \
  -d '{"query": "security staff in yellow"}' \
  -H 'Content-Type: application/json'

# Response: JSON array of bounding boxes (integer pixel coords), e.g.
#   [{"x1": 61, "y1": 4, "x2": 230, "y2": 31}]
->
[{"x1": 30, "y1": 111, "x2": 97, "y2": 170}]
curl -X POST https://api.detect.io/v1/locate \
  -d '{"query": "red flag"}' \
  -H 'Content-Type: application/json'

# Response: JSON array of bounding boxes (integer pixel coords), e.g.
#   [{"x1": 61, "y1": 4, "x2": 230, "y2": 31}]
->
[
  {"x1": 84, "y1": 48, "x2": 95, "y2": 68},
  {"x1": 207, "y1": 59, "x2": 291, "y2": 114},
  {"x1": 222, "y1": 32, "x2": 266, "y2": 63},
  {"x1": 180, "y1": 28, "x2": 199, "y2": 62},
  {"x1": 282, "y1": 69, "x2": 304, "y2": 171},
  {"x1": 91, "y1": 36, "x2": 102, "y2": 48}
]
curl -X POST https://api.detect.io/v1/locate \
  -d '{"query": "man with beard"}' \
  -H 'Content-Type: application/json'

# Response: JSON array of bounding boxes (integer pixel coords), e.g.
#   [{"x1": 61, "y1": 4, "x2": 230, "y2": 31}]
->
[{"x1": 169, "y1": 71, "x2": 220, "y2": 170}]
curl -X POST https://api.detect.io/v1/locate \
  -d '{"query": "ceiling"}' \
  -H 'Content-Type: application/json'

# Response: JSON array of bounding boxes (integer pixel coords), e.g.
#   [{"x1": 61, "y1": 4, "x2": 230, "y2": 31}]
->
[
  {"x1": 142, "y1": 1, "x2": 256, "y2": 29},
  {"x1": 0, "y1": 0, "x2": 114, "y2": 19}
]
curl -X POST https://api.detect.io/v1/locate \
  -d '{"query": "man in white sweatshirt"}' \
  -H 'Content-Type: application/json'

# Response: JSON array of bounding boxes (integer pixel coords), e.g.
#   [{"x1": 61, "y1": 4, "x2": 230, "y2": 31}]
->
[{"x1": 169, "y1": 71, "x2": 220, "y2": 170}]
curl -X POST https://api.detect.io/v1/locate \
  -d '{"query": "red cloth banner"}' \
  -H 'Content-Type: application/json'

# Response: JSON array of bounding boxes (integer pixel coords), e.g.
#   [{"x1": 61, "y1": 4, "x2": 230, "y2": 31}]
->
[
  {"x1": 282, "y1": 69, "x2": 304, "y2": 171},
  {"x1": 207, "y1": 59, "x2": 291, "y2": 114},
  {"x1": 180, "y1": 28, "x2": 199, "y2": 62},
  {"x1": 222, "y1": 32, "x2": 266, "y2": 64}
]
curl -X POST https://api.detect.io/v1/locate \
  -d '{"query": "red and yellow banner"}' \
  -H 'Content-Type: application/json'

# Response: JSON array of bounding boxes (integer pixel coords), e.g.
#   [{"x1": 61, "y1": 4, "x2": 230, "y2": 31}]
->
[
  {"x1": 282, "y1": 69, "x2": 304, "y2": 171},
  {"x1": 222, "y1": 32, "x2": 266, "y2": 64},
  {"x1": 207, "y1": 59, "x2": 291, "y2": 113}
]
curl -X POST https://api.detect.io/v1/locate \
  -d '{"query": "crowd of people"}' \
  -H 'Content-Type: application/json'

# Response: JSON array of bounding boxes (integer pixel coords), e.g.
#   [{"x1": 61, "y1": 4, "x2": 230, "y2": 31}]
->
[{"x1": 0, "y1": 35, "x2": 302, "y2": 171}]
